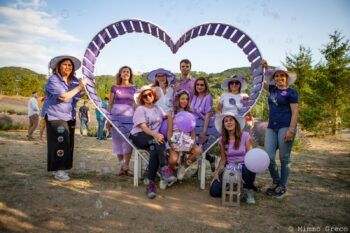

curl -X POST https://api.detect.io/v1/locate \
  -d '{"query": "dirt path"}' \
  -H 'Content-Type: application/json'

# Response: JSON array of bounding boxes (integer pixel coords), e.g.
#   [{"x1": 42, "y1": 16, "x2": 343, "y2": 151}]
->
[{"x1": 0, "y1": 131, "x2": 349, "y2": 233}]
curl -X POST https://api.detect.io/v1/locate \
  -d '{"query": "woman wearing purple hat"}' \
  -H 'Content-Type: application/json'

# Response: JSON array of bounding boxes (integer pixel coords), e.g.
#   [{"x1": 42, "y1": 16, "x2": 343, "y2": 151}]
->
[
  {"x1": 109, "y1": 66, "x2": 137, "y2": 176},
  {"x1": 44, "y1": 55, "x2": 87, "y2": 181},
  {"x1": 147, "y1": 68, "x2": 175, "y2": 115},
  {"x1": 261, "y1": 60, "x2": 299, "y2": 198}
]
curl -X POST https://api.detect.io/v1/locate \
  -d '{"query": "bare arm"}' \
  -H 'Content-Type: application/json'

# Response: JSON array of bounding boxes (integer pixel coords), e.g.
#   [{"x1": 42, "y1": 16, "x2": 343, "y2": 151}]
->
[
  {"x1": 246, "y1": 138, "x2": 253, "y2": 152},
  {"x1": 216, "y1": 103, "x2": 223, "y2": 114},
  {"x1": 284, "y1": 103, "x2": 298, "y2": 142},
  {"x1": 199, "y1": 112, "x2": 211, "y2": 144},
  {"x1": 109, "y1": 91, "x2": 115, "y2": 111},
  {"x1": 261, "y1": 59, "x2": 270, "y2": 91},
  {"x1": 167, "y1": 115, "x2": 173, "y2": 142},
  {"x1": 211, "y1": 142, "x2": 226, "y2": 185}
]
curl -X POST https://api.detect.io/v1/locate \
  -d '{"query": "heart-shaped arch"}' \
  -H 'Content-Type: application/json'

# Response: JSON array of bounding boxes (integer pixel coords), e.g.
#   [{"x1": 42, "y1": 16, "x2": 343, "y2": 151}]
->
[
  {"x1": 81, "y1": 19, "x2": 264, "y2": 188},
  {"x1": 82, "y1": 19, "x2": 264, "y2": 118}
]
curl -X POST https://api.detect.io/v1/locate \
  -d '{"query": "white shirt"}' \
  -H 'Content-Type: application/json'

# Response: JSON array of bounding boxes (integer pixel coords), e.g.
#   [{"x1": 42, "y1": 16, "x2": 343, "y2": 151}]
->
[
  {"x1": 28, "y1": 97, "x2": 39, "y2": 116},
  {"x1": 154, "y1": 86, "x2": 174, "y2": 114},
  {"x1": 219, "y1": 93, "x2": 248, "y2": 114}
]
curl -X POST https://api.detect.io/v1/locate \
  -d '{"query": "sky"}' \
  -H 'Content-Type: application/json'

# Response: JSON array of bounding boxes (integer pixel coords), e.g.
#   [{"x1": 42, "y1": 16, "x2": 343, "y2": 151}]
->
[{"x1": 0, "y1": 0, "x2": 349, "y2": 76}]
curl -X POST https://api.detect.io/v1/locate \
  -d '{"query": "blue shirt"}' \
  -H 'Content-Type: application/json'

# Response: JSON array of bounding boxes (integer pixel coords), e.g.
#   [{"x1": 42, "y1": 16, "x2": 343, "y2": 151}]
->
[
  {"x1": 43, "y1": 74, "x2": 81, "y2": 121},
  {"x1": 268, "y1": 85, "x2": 298, "y2": 129},
  {"x1": 96, "y1": 101, "x2": 108, "y2": 119}
]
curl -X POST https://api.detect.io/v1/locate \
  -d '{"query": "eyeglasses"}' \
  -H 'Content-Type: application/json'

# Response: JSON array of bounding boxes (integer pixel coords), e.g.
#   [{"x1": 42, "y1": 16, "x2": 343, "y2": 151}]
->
[
  {"x1": 142, "y1": 92, "x2": 153, "y2": 99},
  {"x1": 230, "y1": 81, "x2": 241, "y2": 85},
  {"x1": 196, "y1": 83, "x2": 205, "y2": 87}
]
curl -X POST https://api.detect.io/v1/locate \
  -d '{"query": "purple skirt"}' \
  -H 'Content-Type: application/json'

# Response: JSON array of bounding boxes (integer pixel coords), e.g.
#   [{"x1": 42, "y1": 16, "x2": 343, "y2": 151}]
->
[{"x1": 111, "y1": 104, "x2": 134, "y2": 155}]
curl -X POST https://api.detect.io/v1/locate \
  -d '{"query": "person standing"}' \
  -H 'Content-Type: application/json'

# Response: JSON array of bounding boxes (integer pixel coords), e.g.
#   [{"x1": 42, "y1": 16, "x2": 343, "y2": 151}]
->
[
  {"x1": 79, "y1": 100, "x2": 90, "y2": 136},
  {"x1": 96, "y1": 97, "x2": 109, "y2": 140},
  {"x1": 39, "y1": 96, "x2": 46, "y2": 141},
  {"x1": 261, "y1": 60, "x2": 299, "y2": 198},
  {"x1": 44, "y1": 55, "x2": 87, "y2": 181},
  {"x1": 27, "y1": 91, "x2": 39, "y2": 140},
  {"x1": 173, "y1": 59, "x2": 195, "y2": 100},
  {"x1": 110, "y1": 66, "x2": 137, "y2": 176}
]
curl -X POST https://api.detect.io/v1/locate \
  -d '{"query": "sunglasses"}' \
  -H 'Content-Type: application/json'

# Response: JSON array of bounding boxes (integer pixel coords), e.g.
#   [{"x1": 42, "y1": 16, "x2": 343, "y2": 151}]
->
[
  {"x1": 230, "y1": 81, "x2": 241, "y2": 85},
  {"x1": 142, "y1": 92, "x2": 153, "y2": 99},
  {"x1": 196, "y1": 83, "x2": 205, "y2": 87}
]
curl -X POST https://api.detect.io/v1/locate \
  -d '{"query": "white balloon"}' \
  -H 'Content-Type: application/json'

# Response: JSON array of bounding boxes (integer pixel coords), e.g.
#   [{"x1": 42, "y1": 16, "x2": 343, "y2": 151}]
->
[{"x1": 244, "y1": 148, "x2": 270, "y2": 173}]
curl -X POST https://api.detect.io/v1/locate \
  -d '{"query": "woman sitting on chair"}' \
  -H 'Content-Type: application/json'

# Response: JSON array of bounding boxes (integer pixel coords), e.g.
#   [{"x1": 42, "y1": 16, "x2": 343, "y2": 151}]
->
[{"x1": 130, "y1": 86, "x2": 176, "y2": 199}]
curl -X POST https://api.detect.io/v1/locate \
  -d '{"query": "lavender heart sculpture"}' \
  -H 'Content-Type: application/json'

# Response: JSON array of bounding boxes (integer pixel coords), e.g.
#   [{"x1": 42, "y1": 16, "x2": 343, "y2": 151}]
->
[{"x1": 81, "y1": 19, "x2": 264, "y2": 186}]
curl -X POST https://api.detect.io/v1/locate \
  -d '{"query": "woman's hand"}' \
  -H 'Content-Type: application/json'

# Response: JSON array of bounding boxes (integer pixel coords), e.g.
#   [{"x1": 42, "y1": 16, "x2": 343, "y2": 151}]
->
[
  {"x1": 79, "y1": 77, "x2": 88, "y2": 89},
  {"x1": 154, "y1": 133, "x2": 164, "y2": 144},
  {"x1": 210, "y1": 172, "x2": 220, "y2": 186},
  {"x1": 284, "y1": 129, "x2": 294, "y2": 142},
  {"x1": 261, "y1": 59, "x2": 268, "y2": 70}
]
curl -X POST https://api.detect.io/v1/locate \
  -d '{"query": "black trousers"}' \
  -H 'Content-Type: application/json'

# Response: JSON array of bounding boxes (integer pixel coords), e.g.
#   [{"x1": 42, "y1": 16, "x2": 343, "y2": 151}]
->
[
  {"x1": 46, "y1": 116, "x2": 76, "y2": 171},
  {"x1": 130, "y1": 132, "x2": 167, "y2": 181}
]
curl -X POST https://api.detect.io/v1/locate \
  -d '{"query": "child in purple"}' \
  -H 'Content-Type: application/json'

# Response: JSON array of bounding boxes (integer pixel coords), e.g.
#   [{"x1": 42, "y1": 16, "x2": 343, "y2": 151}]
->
[
  {"x1": 168, "y1": 90, "x2": 202, "y2": 180},
  {"x1": 109, "y1": 66, "x2": 137, "y2": 176},
  {"x1": 210, "y1": 112, "x2": 256, "y2": 204}
]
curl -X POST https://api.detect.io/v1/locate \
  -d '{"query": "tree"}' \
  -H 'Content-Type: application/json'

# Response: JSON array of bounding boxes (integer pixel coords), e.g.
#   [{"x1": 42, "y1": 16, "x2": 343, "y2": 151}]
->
[
  {"x1": 319, "y1": 30, "x2": 350, "y2": 134},
  {"x1": 284, "y1": 46, "x2": 319, "y2": 130}
]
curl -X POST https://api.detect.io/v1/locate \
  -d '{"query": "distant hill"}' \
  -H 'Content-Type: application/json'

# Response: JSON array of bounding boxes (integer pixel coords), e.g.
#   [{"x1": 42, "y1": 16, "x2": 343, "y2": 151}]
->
[
  {"x1": 0, "y1": 66, "x2": 254, "y2": 98},
  {"x1": 0, "y1": 67, "x2": 47, "y2": 96}
]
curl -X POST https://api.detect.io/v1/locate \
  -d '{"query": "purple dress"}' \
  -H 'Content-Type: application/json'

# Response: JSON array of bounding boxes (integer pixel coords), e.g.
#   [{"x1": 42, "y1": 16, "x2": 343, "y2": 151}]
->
[{"x1": 110, "y1": 85, "x2": 137, "y2": 155}]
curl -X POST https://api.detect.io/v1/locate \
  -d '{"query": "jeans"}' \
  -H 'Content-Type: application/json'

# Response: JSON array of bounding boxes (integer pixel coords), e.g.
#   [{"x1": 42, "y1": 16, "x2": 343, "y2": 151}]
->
[
  {"x1": 130, "y1": 132, "x2": 167, "y2": 182},
  {"x1": 97, "y1": 118, "x2": 106, "y2": 139},
  {"x1": 264, "y1": 127, "x2": 296, "y2": 187},
  {"x1": 80, "y1": 117, "x2": 90, "y2": 135},
  {"x1": 209, "y1": 164, "x2": 256, "y2": 197}
]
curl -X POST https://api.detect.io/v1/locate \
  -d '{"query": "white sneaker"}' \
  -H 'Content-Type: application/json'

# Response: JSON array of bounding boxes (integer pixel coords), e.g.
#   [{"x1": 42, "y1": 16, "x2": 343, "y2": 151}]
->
[
  {"x1": 244, "y1": 189, "x2": 256, "y2": 204},
  {"x1": 177, "y1": 165, "x2": 186, "y2": 181},
  {"x1": 54, "y1": 170, "x2": 70, "y2": 181}
]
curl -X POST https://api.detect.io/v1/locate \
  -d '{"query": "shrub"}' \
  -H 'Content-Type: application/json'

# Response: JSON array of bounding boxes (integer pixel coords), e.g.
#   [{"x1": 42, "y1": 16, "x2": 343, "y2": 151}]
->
[
  {"x1": 0, "y1": 114, "x2": 28, "y2": 130},
  {"x1": 0, "y1": 115, "x2": 13, "y2": 130}
]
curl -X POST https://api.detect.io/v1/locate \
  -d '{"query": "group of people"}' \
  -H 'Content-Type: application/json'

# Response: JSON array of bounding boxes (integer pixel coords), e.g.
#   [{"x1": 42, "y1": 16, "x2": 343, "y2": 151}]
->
[{"x1": 40, "y1": 54, "x2": 299, "y2": 203}]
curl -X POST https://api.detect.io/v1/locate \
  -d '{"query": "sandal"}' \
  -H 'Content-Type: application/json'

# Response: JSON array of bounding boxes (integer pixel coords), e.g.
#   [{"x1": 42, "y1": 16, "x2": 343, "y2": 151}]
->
[
  {"x1": 124, "y1": 169, "x2": 134, "y2": 177},
  {"x1": 117, "y1": 168, "x2": 126, "y2": 176},
  {"x1": 184, "y1": 159, "x2": 193, "y2": 167}
]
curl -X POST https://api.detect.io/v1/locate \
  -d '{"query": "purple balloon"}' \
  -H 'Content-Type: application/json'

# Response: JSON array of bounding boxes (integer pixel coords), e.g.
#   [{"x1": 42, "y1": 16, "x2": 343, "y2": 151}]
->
[
  {"x1": 174, "y1": 111, "x2": 196, "y2": 133},
  {"x1": 159, "y1": 119, "x2": 168, "y2": 139}
]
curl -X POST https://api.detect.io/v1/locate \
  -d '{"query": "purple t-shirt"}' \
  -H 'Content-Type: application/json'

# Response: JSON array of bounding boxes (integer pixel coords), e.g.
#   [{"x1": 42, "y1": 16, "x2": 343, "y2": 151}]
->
[
  {"x1": 130, "y1": 105, "x2": 167, "y2": 135},
  {"x1": 44, "y1": 74, "x2": 80, "y2": 121},
  {"x1": 173, "y1": 77, "x2": 195, "y2": 100},
  {"x1": 221, "y1": 132, "x2": 251, "y2": 164},
  {"x1": 190, "y1": 94, "x2": 213, "y2": 120},
  {"x1": 110, "y1": 85, "x2": 136, "y2": 106},
  {"x1": 268, "y1": 85, "x2": 298, "y2": 129}
]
